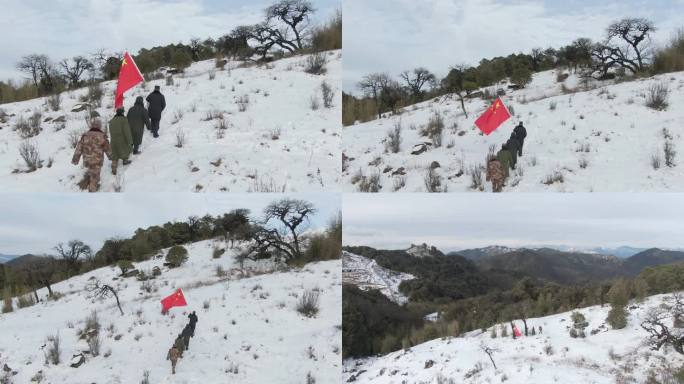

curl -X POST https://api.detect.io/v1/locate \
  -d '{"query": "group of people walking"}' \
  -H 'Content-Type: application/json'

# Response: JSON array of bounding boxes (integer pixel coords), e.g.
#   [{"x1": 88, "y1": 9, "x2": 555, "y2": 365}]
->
[
  {"x1": 166, "y1": 311, "x2": 198, "y2": 375},
  {"x1": 486, "y1": 122, "x2": 527, "y2": 192},
  {"x1": 71, "y1": 86, "x2": 166, "y2": 192}
]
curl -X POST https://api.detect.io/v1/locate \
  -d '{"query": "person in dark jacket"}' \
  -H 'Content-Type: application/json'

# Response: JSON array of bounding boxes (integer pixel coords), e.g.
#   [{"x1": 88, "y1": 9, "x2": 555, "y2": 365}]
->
[
  {"x1": 513, "y1": 122, "x2": 527, "y2": 156},
  {"x1": 127, "y1": 96, "x2": 151, "y2": 154},
  {"x1": 188, "y1": 311, "x2": 198, "y2": 337},
  {"x1": 505, "y1": 136, "x2": 521, "y2": 169},
  {"x1": 146, "y1": 85, "x2": 166, "y2": 138},
  {"x1": 181, "y1": 324, "x2": 192, "y2": 350}
]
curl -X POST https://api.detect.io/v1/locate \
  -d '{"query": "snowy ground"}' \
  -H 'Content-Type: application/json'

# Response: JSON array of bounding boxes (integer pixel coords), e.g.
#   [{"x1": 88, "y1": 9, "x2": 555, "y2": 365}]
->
[
  {"x1": 343, "y1": 70, "x2": 684, "y2": 192},
  {"x1": 344, "y1": 292, "x2": 684, "y2": 383},
  {"x1": 342, "y1": 251, "x2": 414, "y2": 304},
  {"x1": 0, "y1": 240, "x2": 342, "y2": 383},
  {"x1": 0, "y1": 50, "x2": 341, "y2": 192}
]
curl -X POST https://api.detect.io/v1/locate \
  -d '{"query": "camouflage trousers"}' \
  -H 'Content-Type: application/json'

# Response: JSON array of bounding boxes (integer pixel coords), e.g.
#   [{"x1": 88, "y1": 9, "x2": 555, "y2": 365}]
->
[
  {"x1": 491, "y1": 179, "x2": 504, "y2": 193},
  {"x1": 170, "y1": 358, "x2": 177, "y2": 374},
  {"x1": 85, "y1": 166, "x2": 101, "y2": 193}
]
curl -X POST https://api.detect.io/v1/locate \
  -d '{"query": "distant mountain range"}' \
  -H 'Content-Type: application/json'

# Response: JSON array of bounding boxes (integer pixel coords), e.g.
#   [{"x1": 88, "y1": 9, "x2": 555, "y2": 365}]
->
[
  {"x1": 345, "y1": 245, "x2": 684, "y2": 296},
  {"x1": 448, "y1": 245, "x2": 682, "y2": 260},
  {"x1": 1, "y1": 254, "x2": 45, "y2": 267},
  {"x1": 0, "y1": 254, "x2": 20, "y2": 264}
]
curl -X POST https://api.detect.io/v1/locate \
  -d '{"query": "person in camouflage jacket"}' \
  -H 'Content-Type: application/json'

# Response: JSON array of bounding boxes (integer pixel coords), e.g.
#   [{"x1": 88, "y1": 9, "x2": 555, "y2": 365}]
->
[
  {"x1": 486, "y1": 157, "x2": 505, "y2": 192},
  {"x1": 71, "y1": 119, "x2": 111, "y2": 192},
  {"x1": 166, "y1": 346, "x2": 180, "y2": 374}
]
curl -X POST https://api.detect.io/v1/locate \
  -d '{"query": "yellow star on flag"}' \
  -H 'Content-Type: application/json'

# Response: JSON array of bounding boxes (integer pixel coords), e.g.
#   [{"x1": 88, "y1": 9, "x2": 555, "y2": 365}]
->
[{"x1": 121, "y1": 58, "x2": 127, "y2": 66}]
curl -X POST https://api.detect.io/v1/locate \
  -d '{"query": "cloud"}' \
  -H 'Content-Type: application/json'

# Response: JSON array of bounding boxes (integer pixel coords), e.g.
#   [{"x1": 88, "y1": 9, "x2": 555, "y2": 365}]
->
[
  {"x1": 343, "y1": 0, "x2": 684, "y2": 92},
  {"x1": 0, "y1": 0, "x2": 340, "y2": 81},
  {"x1": 0, "y1": 193, "x2": 340, "y2": 255},
  {"x1": 343, "y1": 193, "x2": 684, "y2": 252}
]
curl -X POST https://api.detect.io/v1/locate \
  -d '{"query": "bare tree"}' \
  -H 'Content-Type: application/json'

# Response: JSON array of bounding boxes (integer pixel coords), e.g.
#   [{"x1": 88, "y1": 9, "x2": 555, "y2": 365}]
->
[
  {"x1": 85, "y1": 278, "x2": 124, "y2": 315},
  {"x1": 16, "y1": 54, "x2": 43, "y2": 89},
  {"x1": 242, "y1": 198, "x2": 317, "y2": 262},
  {"x1": 400, "y1": 67, "x2": 436, "y2": 102},
  {"x1": 441, "y1": 65, "x2": 476, "y2": 118},
  {"x1": 60, "y1": 56, "x2": 94, "y2": 87},
  {"x1": 640, "y1": 293, "x2": 684, "y2": 354},
  {"x1": 358, "y1": 73, "x2": 391, "y2": 119},
  {"x1": 188, "y1": 38, "x2": 203, "y2": 61},
  {"x1": 607, "y1": 18, "x2": 655, "y2": 70},
  {"x1": 379, "y1": 80, "x2": 405, "y2": 115},
  {"x1": 480, "y1": 343, "x2": 499, "y2": 369},
  {"x1": 16, "y1": 54, "x2": 60, "y2": 92},
  {"x1": 593, "y1": 18, "x2": 655, "y2": 77},
  {"x1": 265, "y1": 0, "x2": 315, "y2": 50},
  {"x1": 54, "y1": 240, "x2": 92, "y2": 276}
]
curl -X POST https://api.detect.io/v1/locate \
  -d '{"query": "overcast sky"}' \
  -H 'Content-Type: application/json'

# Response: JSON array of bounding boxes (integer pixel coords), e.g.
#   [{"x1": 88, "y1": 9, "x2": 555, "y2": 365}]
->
[
  {"x1": 0, "y1": 193, "x2": 339, "y2": 255},
  {"x1": 343, "y1": 0, "x2": 684, "y2": 92},
  {"x1": 0, "y1": 0, "x2": 339, "y2": 81},
  {"x1": 343, "y1": 194, "x2": 684, "y2": 252}
]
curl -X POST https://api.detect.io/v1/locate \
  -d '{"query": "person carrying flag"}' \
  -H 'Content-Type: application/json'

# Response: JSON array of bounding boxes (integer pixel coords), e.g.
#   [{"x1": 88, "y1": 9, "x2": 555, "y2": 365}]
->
[
  {"x1": 127, "y1": 96, "x2": 151, "y2": 155},
  {"x1": 108, "y1": 107, "x2": 133, "y2": 175}
]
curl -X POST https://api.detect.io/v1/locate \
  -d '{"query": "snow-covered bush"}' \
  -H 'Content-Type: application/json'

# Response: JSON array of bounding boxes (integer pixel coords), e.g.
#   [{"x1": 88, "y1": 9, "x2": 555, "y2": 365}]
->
[
  {"x1": 45, "y1": 333, "x2": 61, "y2": 365},
  {"x1": 296, "y1": 289, "x2": 320, "y2": 318},
  {"x1": 304, "y1": 52, "x2": 327, "y2": 75},
  {"x1": 385, "y1": 122, "x2": 402, "y2": 153},
  {"x1": 646, "y1": 83, "x2": 669, "y2": 111},
  {"x1": 425, "y1": 167, "x2": 445, "y2": 192},
  {"x1": 420, "y1": 112, "x2": 444, "y2": 148},
  {"x1": 47, "y1": 93, "x2": 61, "y2": 111},
  {"x1": 19, "y1": 140, "x2": 41, "y2": 171},
  {"x1": 321, "y1": 81, "x2": 334, "y2": 108},
  {"x1": 358, "y1": 172, "x2": 381, "y2": 193}
]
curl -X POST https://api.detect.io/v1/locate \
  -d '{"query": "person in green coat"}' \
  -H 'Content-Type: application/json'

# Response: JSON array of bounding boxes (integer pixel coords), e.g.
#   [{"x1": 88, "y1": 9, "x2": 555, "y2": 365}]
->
[
  {"x1": 496, "y1": 144, "x2": 513, "y2": 179},
  {"x1": 127, "y1": 96, "x2": 151, "y2": 155},
  {"x1": 108, "y1": 107, "x2": 133, "y2": 175}
]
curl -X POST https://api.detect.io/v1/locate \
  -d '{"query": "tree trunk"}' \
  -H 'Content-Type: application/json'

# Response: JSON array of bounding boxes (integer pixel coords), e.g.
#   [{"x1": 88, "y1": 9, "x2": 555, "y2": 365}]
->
[
  {"x1": 522, "y1": 318, "x2": 528, "y2": 336},
  {"x1": 458, "y1": 95, "x2": 468, "y2": 118},
  {"x1": 45, "y1": 283, "x2": 53, "y2": 297},
  {"x1": 109, "y1": 287, "x2": 124, "y2": 315}
]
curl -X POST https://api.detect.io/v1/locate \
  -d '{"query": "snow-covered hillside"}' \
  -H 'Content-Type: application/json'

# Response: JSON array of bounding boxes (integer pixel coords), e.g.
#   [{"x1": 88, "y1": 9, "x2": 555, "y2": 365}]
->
[
  {"x1": 0, "y1": 51, "x2": 341, "y2": 192},
  {"x1": 0, "y1": 240, "x2": 341, "y2": 383},
  {"x1": 344, "y1": 292, "x2": 684, "y2": 383},
  {"x1": 342, "y1": 251, "x2": 414, "y2": 304},
  {"x1": 343, "y1": 70, "x2": 684, "y2": 192}
]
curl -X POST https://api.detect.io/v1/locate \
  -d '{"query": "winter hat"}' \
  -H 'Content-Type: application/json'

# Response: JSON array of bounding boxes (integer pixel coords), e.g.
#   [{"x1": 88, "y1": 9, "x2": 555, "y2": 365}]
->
[{"x1": 90, "y1": 118, "x2": 102, "y2": 130}]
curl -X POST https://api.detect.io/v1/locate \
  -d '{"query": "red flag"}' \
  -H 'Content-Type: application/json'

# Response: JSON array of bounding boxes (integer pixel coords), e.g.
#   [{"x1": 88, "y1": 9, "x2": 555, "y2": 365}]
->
[
  {"x1": 114, "y1": 52, "x2": 144, "y2": 109},
  {"x1": 513, "y1": 324, "x2": 522, "y2": 338},
  {"x1": 474, "y1": 97, "x2": 511, "y2": 135},
  {"x1": 161, "y1": 288, "x2": 187, "y2": 312}
]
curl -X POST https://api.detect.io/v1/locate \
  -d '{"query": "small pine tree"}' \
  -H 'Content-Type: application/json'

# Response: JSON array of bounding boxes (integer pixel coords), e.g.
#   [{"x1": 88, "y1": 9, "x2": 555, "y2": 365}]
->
[
  {"x1": 490, "y1": 326, "x2": 497, "y2": 339},
  {"x1": 607, "y1": 306, "x2": 628, "y2": 329},
  {"x1": 166, "y1": 245, "x2": 189, "y2": 268},
  {"x1": 500, "y1": 324, "x2": 508, "y2": 337},
  {"x1": 606, "y1": 279, "x2": 629, "y2": 329},
  {"x1": 531, "y1": 327, "x2": 537, "y2": 335}
]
